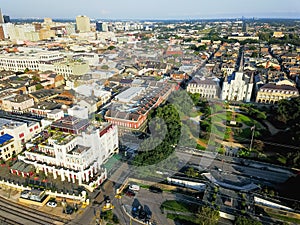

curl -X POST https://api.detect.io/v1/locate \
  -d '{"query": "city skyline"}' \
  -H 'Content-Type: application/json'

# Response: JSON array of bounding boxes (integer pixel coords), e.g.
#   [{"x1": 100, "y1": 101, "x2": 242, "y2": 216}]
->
[{"x1": 2, "y1": 0, "x2": 300, "y2": 20}]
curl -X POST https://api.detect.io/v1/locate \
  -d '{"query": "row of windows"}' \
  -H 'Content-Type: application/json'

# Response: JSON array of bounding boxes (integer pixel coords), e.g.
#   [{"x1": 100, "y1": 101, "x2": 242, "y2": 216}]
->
[
  {"x1": 0, "y1": 59, "x2": 39, "y2": 64},
  {"x1": 113, "y1": 121, "x2": 138, "y2": 128},
  {"x1": 188, "y1": 88, "x2": 216, "y2": 94},
  {"x1": 1, "y1": 143, "x2": 14, "y2": 153},
  {"x1": 188, "y1": 84, "x2": 217, "y2": 89},
  {"x1": 260, "y1": 89, "x2": 298, "y2": 95},
  {"x1": 257, "y1": 95, "x2": 288, "y2": 99}
]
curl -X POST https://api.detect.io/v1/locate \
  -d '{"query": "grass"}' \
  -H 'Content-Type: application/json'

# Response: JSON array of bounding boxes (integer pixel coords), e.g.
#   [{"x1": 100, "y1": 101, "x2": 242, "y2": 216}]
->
[
  {"x1": 224, "y1": 127, "x2": 231, "y2": 140},
  {"x1": 235, "y1": 114, "x2": 253, "y2": 126},
  {"x1": 267, "y1": 212, "x2": 300, "y2": 224},
  {"x1": 210, "y1": 124, "x2": 227, "y2": 139},
  {"x1": 235, "y1": 113, "x2": 264, "y2": 129},
  {"x1": 211, "y1": 104, "x2": 226, "y2": 114},
  {"x1": 161, "y1": 200, "x2": 198, "y2": 213},
  {"x1": 167, "y1": 214, "x2": 198, "y2": 225},
  {"x1": 211, "y1": 113, "x2": 228, "y2": 123},
  {"x1": 237, "y1": 128, "x2": 252, "y2": 139},
  {"x1": 277, "y1": 155, "x2": 287, "y2": 165}
]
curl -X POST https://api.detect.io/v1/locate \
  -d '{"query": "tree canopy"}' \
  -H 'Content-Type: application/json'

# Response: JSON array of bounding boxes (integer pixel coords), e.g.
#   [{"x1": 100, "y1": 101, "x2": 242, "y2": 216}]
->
[
  {"x1": 195, "y1": 206, "x2": 220, "y2": 225},
  {"x1": 235, "y1": 216, "x2": 262, "y2": 225},
  {"x1": 276, "y1": 96, "x2": 300, "y2": 144}
]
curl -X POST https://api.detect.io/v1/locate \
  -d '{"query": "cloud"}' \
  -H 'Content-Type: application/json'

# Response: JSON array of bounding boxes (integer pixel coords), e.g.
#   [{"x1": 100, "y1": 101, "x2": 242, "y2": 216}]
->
[{"x1": 100, "y1": 9, "x2": 110, "y2": 15}]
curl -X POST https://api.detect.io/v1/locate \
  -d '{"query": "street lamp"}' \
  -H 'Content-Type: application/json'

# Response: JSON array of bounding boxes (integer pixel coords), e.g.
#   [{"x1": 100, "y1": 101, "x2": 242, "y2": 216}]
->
[{"x1": 249, "y1": 125, "x2": 255, "y2": 151}]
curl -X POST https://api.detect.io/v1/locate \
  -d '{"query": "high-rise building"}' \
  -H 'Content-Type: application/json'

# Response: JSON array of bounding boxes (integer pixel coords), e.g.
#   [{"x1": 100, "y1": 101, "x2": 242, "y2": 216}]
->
[
  {"x1": 0, "y1": 25, "x2": 4, "y2": 40},
  {"x1": 0, "y1": 8, "x2": 4, "y2": 24},
  {"x1": 96, "y1": 21, "x2": 103, "y2": 31},
  {"x1": 76, "y1": 15, "x2": 91, "y2": 33},
  {"x1": 3, "y1": 15, "x2": 10, "y2": 23}
]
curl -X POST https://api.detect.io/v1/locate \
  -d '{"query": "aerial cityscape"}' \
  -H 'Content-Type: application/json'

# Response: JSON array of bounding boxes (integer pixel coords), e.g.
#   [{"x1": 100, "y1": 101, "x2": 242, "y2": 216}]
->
[{"x1": 0, "y1": 1, "x2": 300, "y2": 225}]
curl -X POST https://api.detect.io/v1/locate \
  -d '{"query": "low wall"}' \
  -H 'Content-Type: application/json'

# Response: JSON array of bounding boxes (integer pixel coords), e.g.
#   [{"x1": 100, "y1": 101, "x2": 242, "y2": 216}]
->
[
  {"x1": 19, "y1": 195, "x2": 50, "y2": 207},
  {"x1": 219, "y1": 211, "x2": 235, "y2": 221},
  {"x1": 0, "y1": 179, "x2": 87, "y2": 203}
]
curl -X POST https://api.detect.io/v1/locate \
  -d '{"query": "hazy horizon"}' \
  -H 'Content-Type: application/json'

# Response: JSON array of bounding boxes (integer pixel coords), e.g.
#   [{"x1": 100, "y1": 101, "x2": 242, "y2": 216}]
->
[{"x1": 2, "y1": 0, "x2": 300, "y2": 20}]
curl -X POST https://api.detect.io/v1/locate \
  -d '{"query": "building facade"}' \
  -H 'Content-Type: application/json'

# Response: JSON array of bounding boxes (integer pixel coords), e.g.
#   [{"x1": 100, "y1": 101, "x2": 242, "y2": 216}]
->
[
  {"x1": 0, "y1": 118, "x2": 41, "y2": 161},
  {"x1": 221, "y1": 72, "x2": 254, "y2": 102},
  {"x1": 19, "y1": 123, "x2": 118, "y2": 189},
  {"x1": 53, "y1": 60, "x2": 90, "y2": 79},
  {"x1": 256, "y1": 83, "x2": 299, "y2": 104},
  {"x1": 76, "y1": 16, "x2": 91, "y2": 33},
  {"x1": 187, "y1": 77, "x2": 220, "y2": 99},
  {"x1": 105, "y1": 82, "x2": 175, "y2": 130}
]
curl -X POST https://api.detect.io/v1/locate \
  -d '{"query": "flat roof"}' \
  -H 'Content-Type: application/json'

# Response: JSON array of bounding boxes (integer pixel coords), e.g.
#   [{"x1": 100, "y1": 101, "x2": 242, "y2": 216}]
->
[
  {"x1": 115, "y1": 87, "x2": 145, "y2": 103},
  {"x1": 0, "y1": 134, "x2": 13, "y2": 145}
]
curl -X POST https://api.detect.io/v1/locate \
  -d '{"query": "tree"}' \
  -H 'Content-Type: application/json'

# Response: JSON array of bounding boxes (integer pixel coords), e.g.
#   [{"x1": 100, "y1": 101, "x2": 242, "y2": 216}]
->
[
  {"x1": 185, "y1": 167, "x2": 198, "y2": 178},
  {"x1": 275, "y1": 97, "x2": 300, "y2": 144},
  {"x1": 235, "y1": 216, "x2": 262, "y2": 225},
  {"x1": 253, "y1": 140, "x2": 265, "y2": 152},
  {"x1": 35, "y1": 84, "x2": 43, "y2": 90},
  {"x1": 107, "y1": 45, "x2": 116, "y2": 50},
  {"x1": 134, "y1": 103, "x2": 181, "y2": 167},
  {"x1": 101, "y1": 65, "x2": 109, "y2": 70},
  {"x1": 32, "y1": 75, "x2": 40, "y2": 82},
  {"x1": 195, "y1": 206, "x2": 220, "y2": 225}
]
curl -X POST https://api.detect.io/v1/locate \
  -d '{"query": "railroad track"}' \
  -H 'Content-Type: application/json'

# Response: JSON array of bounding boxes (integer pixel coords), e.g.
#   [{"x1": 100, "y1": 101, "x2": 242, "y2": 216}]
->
[
  {"x1": 0, "y1": 213, "x2": 23, "y2": 225},
  {"x1": 0, "y1": 196, "x2": 70, "y2": 225}
]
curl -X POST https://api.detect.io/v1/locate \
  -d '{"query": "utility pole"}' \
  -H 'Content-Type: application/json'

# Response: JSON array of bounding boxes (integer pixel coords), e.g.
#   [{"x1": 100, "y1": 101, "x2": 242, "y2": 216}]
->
[{"x1": 249, "y1": 125, "x2": 255, "y2": 151}]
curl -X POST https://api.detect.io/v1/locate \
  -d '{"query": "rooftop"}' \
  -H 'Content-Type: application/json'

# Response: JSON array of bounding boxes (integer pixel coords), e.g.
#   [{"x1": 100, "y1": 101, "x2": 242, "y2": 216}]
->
[{"x1": 0, "y1": 134, "x2": 13, "y2": 146}]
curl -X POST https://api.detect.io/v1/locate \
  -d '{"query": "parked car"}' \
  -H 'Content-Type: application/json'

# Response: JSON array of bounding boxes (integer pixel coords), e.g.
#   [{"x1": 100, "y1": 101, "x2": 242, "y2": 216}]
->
[
  {"x1": 63, "y1": 206, "x2": 73, "y2": 214},
  {"x1": 20, "y1": 190, "x2": 30, "y2": 199},
  {"x1": 149, "y1": 186, "x2": 162, "y2": 194},
  {"x1": 125, "y1": 190, "x2": 135, "y2": 197},
  {"x1": 129, "y1": 184, "x2": 140, "y2": 192},
  {"x1": 46, "y1": 201, "x2": 57, "y2": 207}
]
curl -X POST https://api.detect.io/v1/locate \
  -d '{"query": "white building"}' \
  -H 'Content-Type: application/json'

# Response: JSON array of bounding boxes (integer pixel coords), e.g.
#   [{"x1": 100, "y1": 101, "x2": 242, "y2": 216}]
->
[
  {"x1": 1, "y1": 23, "x2": 39, "y2": 41},
  {"x1": 0, "y1": 51, "x2": 64, "y2": 72},
  {"x1": 68, "y1": 106, "x2": 89, "y2": 119},
  {"x1": 46, "y1": 109, "x2": 64, "y2": 121},
  {"x1": 221, "y1": 72, "x2": 254, "y2": 102},
  {"x1": 0, "y1": 118, "x2": 42, "y2": 161},
  {"x1": 19, "y1": 123, "x2": 118, "y2": 190},
  {"x1": 187, "y1": 77, "x2": 220, "y2": 99},
  {"x1": 76, "y1": 15, "x2": 91, "y2": 33}
]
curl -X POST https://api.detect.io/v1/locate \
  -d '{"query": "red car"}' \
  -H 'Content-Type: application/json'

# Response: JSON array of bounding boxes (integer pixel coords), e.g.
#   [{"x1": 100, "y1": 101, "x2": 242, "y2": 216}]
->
[{"x1": 125, "y1": 190, "x2": 135, "y2": 197}]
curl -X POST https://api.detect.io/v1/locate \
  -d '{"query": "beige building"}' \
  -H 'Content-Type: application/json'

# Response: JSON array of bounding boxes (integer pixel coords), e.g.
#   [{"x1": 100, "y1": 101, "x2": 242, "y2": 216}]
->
[
  {"x1": 54, "y1": 60, "x2": 90, "y2": 79},
  {"x1": 1, "y1": 95, "x2": 34, "y2": 112},
  {"x1": 187, "y1": 77, "x2": 220, "y2": 99},
  {"x1": 39, "y1": 28, "x2": 55, "y2": 40},
  {"x1": 76, "y1": 15, "x2": 91, "y2": 33},
  {"x1": 256, "y1": 83, "x2": 299, "y2": 104}
]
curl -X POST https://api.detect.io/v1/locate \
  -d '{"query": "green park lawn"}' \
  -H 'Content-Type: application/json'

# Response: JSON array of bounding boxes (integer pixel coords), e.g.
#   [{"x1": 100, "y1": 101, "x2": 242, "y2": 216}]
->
[{"x1": 161, "y1": 200, "x2": 197, "y2": 213}]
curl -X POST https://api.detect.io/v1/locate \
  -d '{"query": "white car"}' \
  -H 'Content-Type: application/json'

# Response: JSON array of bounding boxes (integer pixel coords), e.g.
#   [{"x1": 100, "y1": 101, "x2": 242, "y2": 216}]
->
[
  {"x1": 129, "y1": 184, "x2": 140, "y2": 192},
  {"x1": 46, "y1": 201, "x2": 57, "y2": 207}
]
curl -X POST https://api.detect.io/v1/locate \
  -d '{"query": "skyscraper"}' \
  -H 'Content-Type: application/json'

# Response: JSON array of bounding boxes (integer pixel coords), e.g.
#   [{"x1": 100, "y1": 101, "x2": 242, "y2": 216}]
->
[
  {"x1": 96, "y1": 21, "x2": 103, "y2": 32},
  {"x1": 76, "y1": 15, "x2": 91, "y2": 33},
  {"x1": 0, "y1": 8, "x2": 4, "y2": 24},
  {"x1": 3, "y1": 15, "x2": 10, "y2": 23}
]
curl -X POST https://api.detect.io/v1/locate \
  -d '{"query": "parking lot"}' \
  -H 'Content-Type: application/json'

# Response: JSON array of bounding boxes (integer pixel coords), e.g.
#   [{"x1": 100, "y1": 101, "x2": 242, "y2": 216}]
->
[{"x1": 121, "y1": 187, "x2": 177, "y2": 225}]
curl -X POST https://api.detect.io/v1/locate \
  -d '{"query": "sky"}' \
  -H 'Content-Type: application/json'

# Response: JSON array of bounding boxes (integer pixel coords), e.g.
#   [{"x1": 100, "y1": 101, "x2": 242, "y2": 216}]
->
[{"x1": 2, "y1": 0, "x2": 300, "y2": 20}]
